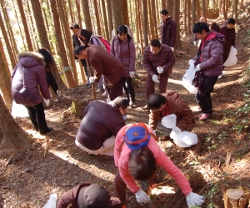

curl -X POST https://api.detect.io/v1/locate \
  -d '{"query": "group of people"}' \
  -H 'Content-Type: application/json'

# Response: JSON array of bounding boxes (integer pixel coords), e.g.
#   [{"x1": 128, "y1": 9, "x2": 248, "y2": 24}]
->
[{"x1": 10, "y1": 8, "x2": 237, "y2": 208}]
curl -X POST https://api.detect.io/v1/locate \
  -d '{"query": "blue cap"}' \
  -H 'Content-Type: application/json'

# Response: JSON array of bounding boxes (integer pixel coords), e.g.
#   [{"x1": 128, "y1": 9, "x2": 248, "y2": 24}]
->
[{"x1": 124, "y1": 124, "x2": 150, "y2": 150}]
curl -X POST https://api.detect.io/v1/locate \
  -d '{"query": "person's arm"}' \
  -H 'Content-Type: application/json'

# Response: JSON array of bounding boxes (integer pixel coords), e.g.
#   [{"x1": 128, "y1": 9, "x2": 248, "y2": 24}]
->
[
  {"x1": 128, "y1": 39, "x2": 136, "y2": 72},
  {"x1": 89, "y1": 57, "x2": 103, "y2": 82},
  {"x1": 148, "y1": 110, "x2": 160, "y2": 130},
  {"x1": 143, "y1": 47, "x2": 155, "y2": 76}
]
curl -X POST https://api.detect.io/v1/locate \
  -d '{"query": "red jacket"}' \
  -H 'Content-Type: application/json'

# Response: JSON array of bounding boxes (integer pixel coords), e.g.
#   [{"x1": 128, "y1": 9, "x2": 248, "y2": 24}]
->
[{"x1": 149, "y1": 92, "x2": 195, "y2": 131}]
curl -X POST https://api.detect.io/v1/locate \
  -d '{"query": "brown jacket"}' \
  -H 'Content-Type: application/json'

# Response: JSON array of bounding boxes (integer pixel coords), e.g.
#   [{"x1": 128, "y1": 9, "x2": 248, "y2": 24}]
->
[
  {"x1": 161, "y1": 17, "x2": 177, "y2": 47},
  {"x1": 56, "y1": 183, "x2": 122, "y2": 208},
  {"x1": 87, "y1": 45, "x2": 126, "y2": 88},
  {"x1": 76, "y1": 100, "x2": 126, "y2": 150},
  {"x1": 143, "y1": 44, "x2": 175, "y2": 78},
  {"x1": 149, "y1": 92, "x2": 195, "y2": 131}
]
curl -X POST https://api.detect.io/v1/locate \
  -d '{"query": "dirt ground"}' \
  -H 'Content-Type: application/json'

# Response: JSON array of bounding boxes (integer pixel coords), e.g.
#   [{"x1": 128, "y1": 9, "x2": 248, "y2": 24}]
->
[{"x1": 0, "y1": 17, "x2": 250, "y2": 208}]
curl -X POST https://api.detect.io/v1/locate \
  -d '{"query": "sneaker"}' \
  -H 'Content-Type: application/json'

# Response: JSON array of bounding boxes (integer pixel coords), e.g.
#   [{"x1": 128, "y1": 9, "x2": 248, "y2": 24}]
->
[
  {"x1": 195, "y1": 113, "x2": 202, "y2": 119},
  {"x1": 129, "y1": 100, "x2": 135, "y2": 106},
  {"x1": 141, "y1": 105, "x2": 149, "y2": 110},
  {"x1": 41, "y1": 127, "x2": 53, "y2": 135},
  {"x1": 101, "y1": 91, "x2": 107, "y2": 97},
  {"x1": 199, "y1": 113, "x2": 210, "y2": 121}
]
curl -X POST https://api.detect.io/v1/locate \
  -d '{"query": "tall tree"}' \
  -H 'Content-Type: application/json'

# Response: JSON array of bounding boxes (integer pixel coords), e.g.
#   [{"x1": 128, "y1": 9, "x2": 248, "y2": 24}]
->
[
  {"x1": 81, "y1": 0, "x2": 92, "y2": 30},
  {"x1": 122, "y1": 0, "x2": 129, "y2": 26},
  {"x1": 233, "y1": 0, "x2": 238, "y2": 21},
  {"x1": 0, "y1": 41, "x2": 12, "y2": 110},
  {"x1": 142, "y1": 0, "x2": 149, "y2": 47},
  {"x1": 75, "y1": 0, "x2": 82, "y2": 28},
  {"x1": 101, "y1": 0, "x2": 110, "y2": 40},
  {"x1": 107, "y1": 0, "x2": 113, "y2": 36},
  {"x1": 202, "y1": 0, "x2": 207, "y2": 20},
  {"x1": 166, "y1": 0, "x2": 174, "y2": 16},
  {"x1": 162, "y1": 0, "x2": 166, "y2": 9},
  {"x1": 0, "y1": 94, "x2": 31, "y2": 154},
  {"x1": 187, "y1": 0, "x2": 191, "y2": 35},
  {"x1": 173, "y1": 0, "x2": 182, "y2": 51},
  {"x1": 93, "y1": 0, "x2": 101, "y2": 34},
  {"x1": 111, "y1": 0, "x2": 125, "y2": 30},
  {"x1": 192, "y1": 0, "x2": 197, "y2": 26}
]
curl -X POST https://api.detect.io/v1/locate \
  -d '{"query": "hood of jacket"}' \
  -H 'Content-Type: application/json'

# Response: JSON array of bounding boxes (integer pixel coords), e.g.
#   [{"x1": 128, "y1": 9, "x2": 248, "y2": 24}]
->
[{"x1": 17, "y1": 51, "x2": 46, "y2": 68}]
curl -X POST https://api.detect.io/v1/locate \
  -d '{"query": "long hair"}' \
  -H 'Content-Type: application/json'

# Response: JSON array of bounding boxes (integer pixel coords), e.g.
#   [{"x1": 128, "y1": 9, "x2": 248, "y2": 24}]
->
[
  {"x1": 38, "y1": 48, "x2": 54, "y2": 72},
  {"x1": 80, "y1": 29, "x2": 93, "y2": 44},
  {"x1": 128, "y1": 147, "x2": 157, "y2": 181}
]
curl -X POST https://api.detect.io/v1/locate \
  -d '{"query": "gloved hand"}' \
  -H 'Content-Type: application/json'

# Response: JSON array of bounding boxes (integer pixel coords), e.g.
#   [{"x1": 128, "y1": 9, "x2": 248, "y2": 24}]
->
[
  {"x1": 152, "y1": 74, "x2": 160, "y2": 83},
  {"x1": 44, "y1": 99, "x2": 50, "y2": 107},
  {"x1": 195, "y1": 64, "x2": 201, "y2": 71},
  {"x1": 170, "y1": 126, "x2": 181, "y2": 140},
  {"x1": 135, "y1": 189, "x2": 150, "y2": 205},
  {"x1": 157, "y1": 66, "x2": 164, "y2": 74},
  {"x1": 170, "y1": 47, "x2": 174, "y2": 52},
  {"x1": 89, "y1": 76, "x2": 95, "y2": 83},
  {"x1": 188, "y1": 59, "x2": 195, "y2": 66},
  {"x1": 129, "y1": 71, "x2": 135, "y2": 78},
  {"x1": 186, "y1": 192, "x2": 205, "y2": 208},
  {"x1": 193, "y1": 41, "x2": 197, "y2": 46}
]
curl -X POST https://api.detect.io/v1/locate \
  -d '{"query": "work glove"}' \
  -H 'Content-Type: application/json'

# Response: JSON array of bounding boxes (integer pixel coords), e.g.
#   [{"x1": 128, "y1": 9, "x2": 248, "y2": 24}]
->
[
  {"x1": 186, "y1": 192, "x2": 205, "y2": 208},
  {"x1": 44, "y1": 99, "x2": 50, "y2": 107},
  {"x1": 152, "y1": 74, "x2": 160, "y2": 83},
  {"x1": 170, "y1": 126, "x2": 181, "y2": 140},
  {"x1": 188, "y1": 59, "x2": 195, "y2": 66},
  {"x1": 195, "y1": 64, "x2": 201, "y2": 71},
  {"x1": 135, "y1": 189, "x2": 150, "y2": 205},
  {"x1": 157, "y1": 66, "x2": 164, "y2": 74},
  {"x1": 89, "y1": 76, "x2": 95, "y2": 83},
  {"x1": 129, "y1": 71, "x2": 135, "y2": 78},
  {"x1": 170, "y1": 47, "x2": 174, "y2": 52},
  {"x1": 193, "y1": 41, "x2": 197, "y2": 46}
]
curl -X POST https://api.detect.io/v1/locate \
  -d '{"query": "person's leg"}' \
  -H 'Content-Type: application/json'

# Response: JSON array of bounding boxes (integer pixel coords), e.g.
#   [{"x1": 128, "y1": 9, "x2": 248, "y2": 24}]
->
[
  {"x1": 156, "y1": 122, "x2": 172, "y2": 136},
  {"x1": 196, "y1": 76, "x2": 218, "y2": 115},
  {"x1": 34, "y1": 103, "x2": 50, "y2": 134},
  {"x1": 114, "y1": 170, "x2": 127, "y2": 205},
  {"x1": 125, "y1": 77, "x2": 135, "y2": 103},
  {"x1": 75, "y1": 139, "x2": 103, "y2": 155},
  {"x1": 108, "y1": 78, "x2": 124, "y2": 101},
  {"x1": 146, "y1": 74, "x2": 155, "y2": 100},
  {"x1": 24, "y1": 105, "x2": 38, "y2": 131},
  {"x1": 123, "y1": 77, "x2": 130, "y2": 102},
  {"x1": 159, "y1": 76, "x2": 168, "y2": 93}
]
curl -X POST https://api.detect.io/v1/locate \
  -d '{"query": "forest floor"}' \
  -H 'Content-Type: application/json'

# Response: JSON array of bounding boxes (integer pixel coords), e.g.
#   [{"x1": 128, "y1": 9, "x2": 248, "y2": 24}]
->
[{"x1": 1, "y1": 16, "x2": 250, "y2": 208}]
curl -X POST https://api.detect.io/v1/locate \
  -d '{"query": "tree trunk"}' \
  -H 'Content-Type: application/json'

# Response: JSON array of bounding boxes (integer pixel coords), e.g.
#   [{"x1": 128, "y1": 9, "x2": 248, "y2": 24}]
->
[
  {"x1": 197, "y1": 0, "x2": 201, "y2": 18},
  {"x1": 16, "y1": 0, "x2": 33, "y2": 51},
  {"x1": 150, "y1": 0, "x2": 157, "y2": 39},
  {"x1": 184, "y1": 0, "x2": 187, "y2": 31},
  {"x1": 192, "y1": 0, "x2": 197, "y2": 26},
  {"x1": 68, "y1": 0, "x2": 74, "y2": 23},
  {"x1": 0, "y1": 94, "x2": 31, "y2": 153},
  {"x1": 162, "y1": 0, "x2": 166, "y2": 9},
  {"x1": 142, "y1": 0, "x2": 149, "y2": 48},
  {"x1": 93, "y1": 0, "x2": 101, "y2": 34},
  {"x1": 233, "y1": 0, "x2": 238, "y2": 22},
  {"x1": 111, "y1": 0, "x2": 124, "y2": 30},
  {"x1": 0, "y1": 12, "x2": 16, "y2": 69},
  {"x1": 122, "y1": 0, "x2": 129, "y2": 26},
  {"x1": 222, "y1": 0, "x2": 227, "y2": 20},
  {"x1": 101, "y1": 0, "x2": 110, "y2": 40},
  {"x1": 107, "y1": 0, "x2": 113, "y2": 38},
  {"x1": 0, "y1": 41, "x2": 12, "y2": 111},
  {"x1": 187, "y1": 0, "x2": 191, "y2": 35},
  {"x1": 81, "y1": 0, "x2": 92, "y2": 31},
  {"x1": 174, "y1": 0, "x2": 182, "y2": 51},
  {"x1": 75, "y1": 0, "x2": 82, "y2": 28},
  {"x1": 166, "y1": 0, "x2": 174, "y2": 17},
  {"x1": 202, "y1": 0, "x2": 207, "y2": 20}
]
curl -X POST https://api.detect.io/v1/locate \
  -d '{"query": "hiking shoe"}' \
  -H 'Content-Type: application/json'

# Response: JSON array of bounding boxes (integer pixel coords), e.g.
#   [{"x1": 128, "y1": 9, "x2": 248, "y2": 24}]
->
[
  {"x1": 41, "y1": 127, "x2": 54, "y2": 135},
  {"x1": 195, "y1": 113, "x2": 202, "y2": 119},
  {"x1": 199, "y1": 113, "x2": 210, "y2": 121},
  {"x1": 141, "y1": 105, "x2": 149, "y2": 110},
  {"x1": 129, "y1": 100, "x2": 135, "y2": 106}
]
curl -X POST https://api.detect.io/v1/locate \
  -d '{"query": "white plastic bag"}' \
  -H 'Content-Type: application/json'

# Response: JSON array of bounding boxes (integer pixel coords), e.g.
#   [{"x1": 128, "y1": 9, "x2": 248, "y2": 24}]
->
[
  {"x1": 223, "y1": 46, "x2": 238, "y2": 67},
  {"x1": 11, "y1": 101, "x2": 29, "y2": 118},
  {"x1": 161, "y1": 114, "x2": 177, "y2": 129},
  {"x1": 43, "y1": 193, "x2": 57, "y2": 208},
  {"x1": 173, "y1": 131, "x2": 198, "y2": 148},
  {"x1": 182, "y1": 60, "x2": 198, "y2": 94}
]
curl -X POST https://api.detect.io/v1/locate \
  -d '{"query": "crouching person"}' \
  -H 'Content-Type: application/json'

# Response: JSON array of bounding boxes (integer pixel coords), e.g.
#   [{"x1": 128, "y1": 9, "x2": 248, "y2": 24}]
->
[
  {"x1": 75, "y1": 96, "x2": 129, "y2": 159},
  {"x1": 57, "y1": 183, "x2": 122, "y2": 208},
  {"x1": 114, "y1": 123, "x2": 204, "y2": 207},
  {"x1": 147, "y1": 92, "x2": 195, "y2": 140}
]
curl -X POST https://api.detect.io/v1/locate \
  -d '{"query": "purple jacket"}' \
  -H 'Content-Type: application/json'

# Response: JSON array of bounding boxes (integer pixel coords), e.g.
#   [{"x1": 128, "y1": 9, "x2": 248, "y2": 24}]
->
[
  {"x1": 111, "y1": 36, "x2": 136, "y2": 77},
  {"x1": 195, "y1": 31, "x2": 225, "y2": 77},
  {"x1": 76, "y1": 100, "x2": 126, "y2": 150},
  {"x1": 11, "y1": 52, "x2": 51, "y2": 106},
  {"x1": 143, "y1": 44, "x2": 175, "y2": 77},
  {"x1": 87, "y1": 45, "x2": 126, "y2": 88},
  {"x1": 161, "y1": 17, "x2": 177, "y2": 47}
]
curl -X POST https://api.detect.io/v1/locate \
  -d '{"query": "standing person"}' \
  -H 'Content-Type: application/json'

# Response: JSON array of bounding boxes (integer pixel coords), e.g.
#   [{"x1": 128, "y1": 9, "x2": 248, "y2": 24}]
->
[
  {"x1": 111, "y1": 25, "x2": 136, "y2": 106},
  {"x1": 160, "y1": 9, "x2": 177, "y2": 51},
  {"x1": 74, "y1": 45, "x2": 126, "y2": 101},
  {"x1": 193, "y1": 16, "x2": 208, "y2": 47},
  {"x1": 142, "y1": 39, "x2": 175, "y2": 110},
  {"x1": 114, "y1": 123, "x2": 205, "y2": 207},
  {"x1": 192, "y1": 22, "x2": 225, "y2": 121},
  {"x1": 57, "y1": 183, "x2": 122, "y2": 208},
  {"x1": 75, "y1": 96, "x2": 129, "y2": 159},
  {"x1": 38, "y1": 48, "x2": 59, "y2": 99},
  {"x1": 147, "y1": 92, "x2": 195, "y2": 140},
  {"x1": 11, "y1": 51, "x2": 53, "y2": 134},
  {"x1": 70, "y1": 24, "x2": 90, "y2": 87},
  {"x1": 220, "y1": 18, "x2": 236, "y2": 63},
  {"x1": 79, "y1": 29, "x2": 111, "y2": 94}
]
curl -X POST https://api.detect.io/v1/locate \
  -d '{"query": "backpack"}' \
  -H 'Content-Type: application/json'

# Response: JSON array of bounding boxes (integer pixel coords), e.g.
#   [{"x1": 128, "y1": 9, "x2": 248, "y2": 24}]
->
[{"x1": 99, "y1": 37, "x2": 111, "y2": 53}]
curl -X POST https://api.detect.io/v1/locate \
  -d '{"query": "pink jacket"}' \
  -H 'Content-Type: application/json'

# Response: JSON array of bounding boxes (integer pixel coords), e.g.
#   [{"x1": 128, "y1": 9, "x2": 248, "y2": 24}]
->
[{"x1": 114, "y1": 124, "x2": 192, "y2": 195}]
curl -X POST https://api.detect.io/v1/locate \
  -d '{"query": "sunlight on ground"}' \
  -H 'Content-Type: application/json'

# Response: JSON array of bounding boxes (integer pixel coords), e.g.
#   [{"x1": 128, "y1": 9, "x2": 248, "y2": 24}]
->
[
  {"x1": 150, "y1": 185, "x2": 176, "y2": 195},
  {"x1": 168, "y1": 78, "x2": 183, "y2": 85},
  {"x1": 48, "y1": 149, "x2": 114, "y2": 182}
]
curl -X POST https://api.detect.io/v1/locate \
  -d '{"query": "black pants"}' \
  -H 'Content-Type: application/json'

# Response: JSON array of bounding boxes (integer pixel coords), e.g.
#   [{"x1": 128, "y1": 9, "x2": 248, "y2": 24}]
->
[
  {"x1": 196, "y1": 75, "x2": 218, "y2": 114},
  {"x1": 46, "y1": 72, "x2": 58, "y2": 95},
  {"x1": 24, "y1": 102, "x2": 49, "y2": 134},
  {"x1": 123, "y1": 77, "x2": 135, "y2": 102}
]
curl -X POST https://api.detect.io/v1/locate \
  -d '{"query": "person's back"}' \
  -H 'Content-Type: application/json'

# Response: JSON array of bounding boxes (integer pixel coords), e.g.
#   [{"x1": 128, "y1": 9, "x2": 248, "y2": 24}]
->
[
  {"x1": 87, "y1": 45, "x2": 126, "y2": 88},
  {"x1": 76, "y1": 100, "x2": 125, "y2": 150}
]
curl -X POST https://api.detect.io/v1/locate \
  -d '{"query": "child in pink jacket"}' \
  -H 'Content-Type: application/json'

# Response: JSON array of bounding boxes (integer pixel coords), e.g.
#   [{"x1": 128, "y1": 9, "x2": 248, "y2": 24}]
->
[{"x1": 114, "y1": 123, "x2": 204, "y2": 207}]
